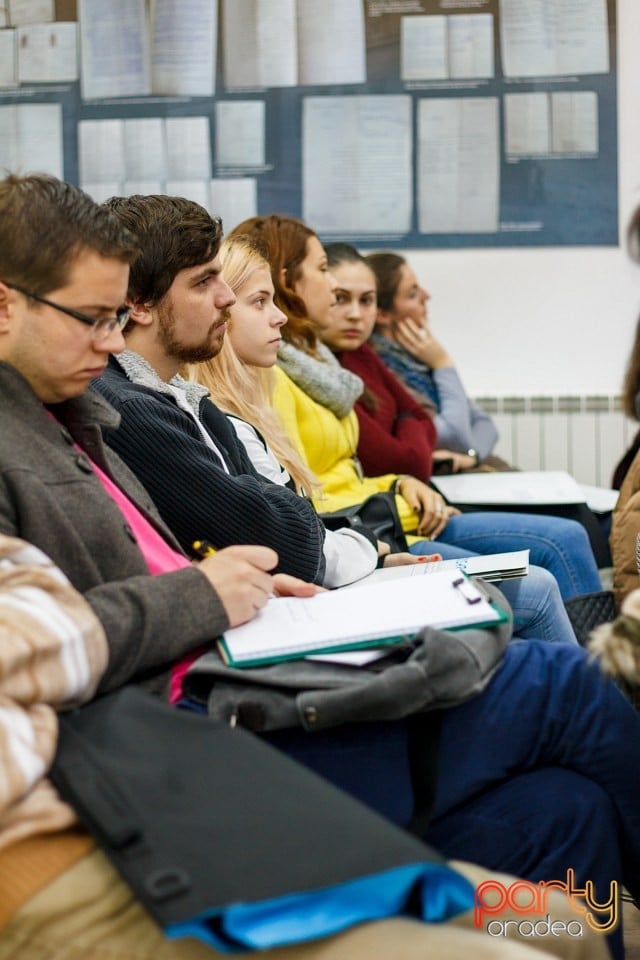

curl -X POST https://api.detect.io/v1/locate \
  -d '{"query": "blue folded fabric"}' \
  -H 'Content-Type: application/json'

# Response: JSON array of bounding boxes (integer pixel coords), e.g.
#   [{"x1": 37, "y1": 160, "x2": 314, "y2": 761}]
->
[{"x1": 166, "y1": 861, "x2": 474, "y2": 951}]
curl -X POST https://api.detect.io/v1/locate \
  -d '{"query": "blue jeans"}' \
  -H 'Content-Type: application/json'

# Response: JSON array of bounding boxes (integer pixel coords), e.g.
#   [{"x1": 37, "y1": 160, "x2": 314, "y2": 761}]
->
[
  {"x1": 408, "y1": 545, "x2": 578, "y2": 645},
  {"x1": 412, "y1": 510, "x2": 601, "y2": 600},
  {"x1": 268, "y1": 643, "x2": 639, "y2": 960}
]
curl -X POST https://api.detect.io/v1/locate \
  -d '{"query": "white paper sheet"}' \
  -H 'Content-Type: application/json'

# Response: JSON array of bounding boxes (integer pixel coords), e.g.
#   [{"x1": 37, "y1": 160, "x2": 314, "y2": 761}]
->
[
  {"x1": 0, "y1": 106, "x2": 18, "y2": 169},
  {"x1": 297, "y1": 0, "x2": 365, "y2": 86},
  {"x1": 209, "y1": 177, "x2": 257, "y2": 231},
  {"x1": 165, "y1": 116, "x2": 211, "y2": 179},
  {"x1": 500, "y1": 0, "x2": 609, "y2": 78},
  {"x1": 8, "y1": 0, "x2": 53, "y2": 25},
  {"x1": 215, "y1": 100, "x2": 265, "y2": 167},
  {"x1": 418, "y1": 97, "x2": 499, "y2": 233},
  {"x1": 224, "y1": 0, "x2": 298, "y2": 89},
  {"x1": 504, "y1": 92, "x2": 551, "y2": 155},
  {"x1": 78, "y1": 119, "x2": 125, "y2": 182},
  {"x1": 448, "y1": 14, "x2": 494, "y2": 79},
  {"x1": 222, "y1": 0, "x2": 259, "y2": 89},
  {"x1": 578, "y1": 484, "x2": 618, "y2": 514},
  {"x1": 431, "y1": 470, "x2": 588, "y2": 506},
  {"x1": 18, "y1": 102, "x2": 63, "y2": 176},
  {"x1": 401, "y1": 13, "x2": 494, "y2": 82},
  {"x1": 17, "y1": 22, "x2": 78, "y2": 83},
  {"x1": 303, "y1": 94, "x2": 412, "y2": 235},
  {"x1": 401, "y1": 15, "x2": 447, "y2": 81},
  {"x1": 18, "y1": 103, "x2": 64, "y2": 171},
  {"x1": 78, "y1": 0, "x2": 150, "y2": 100},
  {"x1": 150, "y1": 0, "x2": 217, "y2": 96},
  {"x1": 0, "y1": 102, "x2": 62, "y2": 177},
  {"x1": 551, "y1": 90, "x2": 598, "y2": 154},
  {"x1": 0, "y1": 29, "x2": 17, "y2": 87},
  {"x1": 256, "y1": 0, "x2": 297, "y2": 86},
  {"x1": 123, "y1": 117, "x2": 167, "y2": 180}
]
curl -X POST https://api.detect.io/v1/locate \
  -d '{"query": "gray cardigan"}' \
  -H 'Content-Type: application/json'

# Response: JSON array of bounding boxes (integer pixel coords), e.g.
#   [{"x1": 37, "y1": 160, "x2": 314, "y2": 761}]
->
[{"x1": 0, "y1": 361, "x2": 228, "y2": 696}]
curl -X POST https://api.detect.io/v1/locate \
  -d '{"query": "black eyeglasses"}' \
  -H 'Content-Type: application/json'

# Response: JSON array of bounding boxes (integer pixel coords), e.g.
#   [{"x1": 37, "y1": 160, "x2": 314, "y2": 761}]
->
[{"x1": 6, "y1": 282, "x2": 131, "y2": 341}]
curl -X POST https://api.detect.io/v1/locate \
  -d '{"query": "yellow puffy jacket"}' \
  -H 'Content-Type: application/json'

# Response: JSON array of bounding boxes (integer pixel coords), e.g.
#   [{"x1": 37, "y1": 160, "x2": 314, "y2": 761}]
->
[{"x1": 273, "y1": 366, "x2": 420, "y2": 534}]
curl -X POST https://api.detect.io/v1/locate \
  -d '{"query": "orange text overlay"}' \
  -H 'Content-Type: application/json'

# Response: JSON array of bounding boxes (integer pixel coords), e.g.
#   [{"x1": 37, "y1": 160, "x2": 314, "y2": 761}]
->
[{"x1": 474, "y1": 869, "x2": 618, "y2": 936}]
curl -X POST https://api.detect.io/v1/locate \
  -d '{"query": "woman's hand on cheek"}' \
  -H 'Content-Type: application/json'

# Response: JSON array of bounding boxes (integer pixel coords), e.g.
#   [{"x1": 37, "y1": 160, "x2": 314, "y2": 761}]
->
[{"x1": 395, "y1": 317, "x2": 453, "y2": 369}]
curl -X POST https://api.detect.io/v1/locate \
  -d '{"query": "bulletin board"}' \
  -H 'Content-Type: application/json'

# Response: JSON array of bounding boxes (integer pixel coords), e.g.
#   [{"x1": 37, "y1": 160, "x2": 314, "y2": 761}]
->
[{"x1": 0, "y1": 0, "x2": 618, "y2": 249}]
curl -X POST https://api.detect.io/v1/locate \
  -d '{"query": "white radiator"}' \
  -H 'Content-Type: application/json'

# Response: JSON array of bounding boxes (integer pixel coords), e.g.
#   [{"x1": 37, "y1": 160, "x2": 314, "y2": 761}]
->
[{"x1": 472, "y1": 395, "x2": 635, "y2": 487}]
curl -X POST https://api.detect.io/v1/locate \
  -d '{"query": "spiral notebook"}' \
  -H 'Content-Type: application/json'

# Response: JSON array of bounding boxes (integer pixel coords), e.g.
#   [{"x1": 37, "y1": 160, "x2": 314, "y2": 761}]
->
[{"x1": 218, "y1": 568, "x2": 507, "y2": 668}]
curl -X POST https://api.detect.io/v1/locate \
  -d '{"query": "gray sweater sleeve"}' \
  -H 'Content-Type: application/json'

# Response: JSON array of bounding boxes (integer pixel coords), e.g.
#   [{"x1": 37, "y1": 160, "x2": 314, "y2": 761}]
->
[
  {"x1": 87, "y1": 567, "x2": 230, "y2": 695},
  {"x1": 432, "y1": 366, "x2": 498, "y2": 460}
]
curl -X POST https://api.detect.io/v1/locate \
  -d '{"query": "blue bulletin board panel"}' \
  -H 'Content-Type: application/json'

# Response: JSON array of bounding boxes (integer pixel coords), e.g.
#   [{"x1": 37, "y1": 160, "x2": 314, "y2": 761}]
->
[
  {"x1": 356, "y1": 0, "x2": 619, "y2": 248},
  {"x1": 0, "y1": 0, "x2": 618, "y2": 249}
]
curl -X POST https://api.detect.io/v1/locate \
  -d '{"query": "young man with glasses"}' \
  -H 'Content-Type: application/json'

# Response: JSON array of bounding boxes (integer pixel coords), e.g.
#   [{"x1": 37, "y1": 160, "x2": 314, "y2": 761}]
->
[
  {"x1": 0, "y1": 173, "x2": 321, "y2": 691},
  {"x1": 5, "y1": 280, "x2": 132, "y2": 337}
]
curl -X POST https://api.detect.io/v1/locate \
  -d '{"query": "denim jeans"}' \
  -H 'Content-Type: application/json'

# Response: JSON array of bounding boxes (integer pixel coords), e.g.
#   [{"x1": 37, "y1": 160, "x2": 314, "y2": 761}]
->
[
  {"x1": 411, "y1": 511, "x2": 601, "y2": 600},
  {"x1": 268, "y1": 643, "x2": 639, "y2": 960},
  {"x1": 408, "y1": 538, "x2": 577, "y2": 646},
  {"x1": 499, "y1": 567, "x2": 578, "y2": 645},
  {"x1": 426, "y1": 641, "x2": 640, "y2": 959}
]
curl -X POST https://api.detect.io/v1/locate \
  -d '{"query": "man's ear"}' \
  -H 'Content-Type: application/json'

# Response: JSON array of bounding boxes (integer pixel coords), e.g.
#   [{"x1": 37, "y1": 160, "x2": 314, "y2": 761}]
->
[
  {"x1": 279, "y1": 265, "x2": 288, "y2": 289},
  {"x1": 0, "y1": 281, "x2": 14, "y2": 333},
  {"x1": 127, "y1": 299, "x2": 154, "y2": 327}
]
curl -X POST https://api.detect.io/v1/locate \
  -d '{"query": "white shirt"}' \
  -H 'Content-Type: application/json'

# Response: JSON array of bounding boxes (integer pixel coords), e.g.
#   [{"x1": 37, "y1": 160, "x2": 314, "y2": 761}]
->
[{"x1": 228, "y1": 416, "x2": 378, "y2": 589}]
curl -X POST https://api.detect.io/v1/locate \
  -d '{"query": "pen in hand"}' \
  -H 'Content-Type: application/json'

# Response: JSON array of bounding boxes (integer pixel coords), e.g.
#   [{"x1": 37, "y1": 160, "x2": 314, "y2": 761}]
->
[{"x1": 192, "y1": 539, "x2": 217, "y2": 559}]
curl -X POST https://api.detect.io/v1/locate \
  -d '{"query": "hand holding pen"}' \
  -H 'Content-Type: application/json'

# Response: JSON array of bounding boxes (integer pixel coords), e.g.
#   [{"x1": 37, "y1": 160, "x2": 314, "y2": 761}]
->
[{"x1": 193, "y1": 542, "x2": 321, "y2": 627}]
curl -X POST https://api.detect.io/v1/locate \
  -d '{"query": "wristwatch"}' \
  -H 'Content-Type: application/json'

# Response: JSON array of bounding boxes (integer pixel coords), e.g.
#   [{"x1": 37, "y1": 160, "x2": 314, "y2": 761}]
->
[{"x1": 467, "y1": 448, "x2": 480, "y2": 466}]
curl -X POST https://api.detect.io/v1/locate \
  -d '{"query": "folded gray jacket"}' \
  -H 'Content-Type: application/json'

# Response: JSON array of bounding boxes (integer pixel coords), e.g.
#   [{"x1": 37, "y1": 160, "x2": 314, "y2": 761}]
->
[{"x1": 182, "y1": 581, "x2": 513, "y2": 733}]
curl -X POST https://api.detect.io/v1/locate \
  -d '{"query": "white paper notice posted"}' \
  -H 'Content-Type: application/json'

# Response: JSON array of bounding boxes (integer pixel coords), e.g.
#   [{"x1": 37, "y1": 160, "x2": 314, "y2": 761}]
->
[{"x1": 303, "y1": 94, "x2": 412, "y2": 235}]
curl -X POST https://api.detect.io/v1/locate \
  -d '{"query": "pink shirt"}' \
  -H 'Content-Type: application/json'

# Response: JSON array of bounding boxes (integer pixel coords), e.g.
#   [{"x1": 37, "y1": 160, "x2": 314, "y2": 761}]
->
[
  {"x1": 89, "y1": 462, "x2": 203, "y2": 704},
  {"x1": 90, "y1": 460, "x2": 190, "y2": 577},
  {"x1": 45, "y1": 412, "x2": 204, "y2": 704}
]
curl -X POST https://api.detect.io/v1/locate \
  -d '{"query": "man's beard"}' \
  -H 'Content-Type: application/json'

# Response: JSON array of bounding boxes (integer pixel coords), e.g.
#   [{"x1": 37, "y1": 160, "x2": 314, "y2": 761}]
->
[{"x1": 157, "y1": 300, "x2": 227, "y2": 364}]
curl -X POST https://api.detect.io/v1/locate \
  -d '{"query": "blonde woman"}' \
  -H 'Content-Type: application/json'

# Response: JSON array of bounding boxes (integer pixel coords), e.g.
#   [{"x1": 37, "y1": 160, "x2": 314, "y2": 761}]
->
[{"x1": 191, "y1": 235, "x2": 421, "y2": 584}]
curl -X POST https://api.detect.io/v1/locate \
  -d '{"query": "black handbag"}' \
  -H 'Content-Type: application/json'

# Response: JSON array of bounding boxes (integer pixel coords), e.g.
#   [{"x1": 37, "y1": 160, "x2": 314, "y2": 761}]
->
[
  {"x1": 564, "y1": 590, "x2": 617, "y2": 646},
  {"x1": 321, "y1": 490, "x2": 409, "y2": 553},
  {"x1": 51, "y1": 687, "x2": 472, "y2": 950}
]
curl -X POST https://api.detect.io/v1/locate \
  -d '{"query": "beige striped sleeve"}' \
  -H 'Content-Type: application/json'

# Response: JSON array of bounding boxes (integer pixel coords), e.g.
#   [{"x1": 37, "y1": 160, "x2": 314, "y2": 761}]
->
[{"x1": 0, "y1": 535, "x2": 107, "y2": 820}]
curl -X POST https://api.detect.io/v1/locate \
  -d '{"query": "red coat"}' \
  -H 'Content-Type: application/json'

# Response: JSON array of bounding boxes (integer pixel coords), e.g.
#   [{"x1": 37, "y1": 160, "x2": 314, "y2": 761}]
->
[{"x1": 338, "y1": 344, "x2": 436, "y2": 483}]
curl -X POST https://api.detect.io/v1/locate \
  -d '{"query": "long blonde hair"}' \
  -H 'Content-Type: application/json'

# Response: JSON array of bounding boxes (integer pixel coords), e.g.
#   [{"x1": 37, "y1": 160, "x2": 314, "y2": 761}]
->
[{"x1": 190, "y1": 235, "x2": 319, "y2": 495}]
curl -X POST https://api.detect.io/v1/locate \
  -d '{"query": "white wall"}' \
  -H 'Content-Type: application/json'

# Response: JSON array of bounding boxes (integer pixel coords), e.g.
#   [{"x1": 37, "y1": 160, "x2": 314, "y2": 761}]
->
[{"x1": 403, "y1": 0, "x2": 640, "y2": 397}]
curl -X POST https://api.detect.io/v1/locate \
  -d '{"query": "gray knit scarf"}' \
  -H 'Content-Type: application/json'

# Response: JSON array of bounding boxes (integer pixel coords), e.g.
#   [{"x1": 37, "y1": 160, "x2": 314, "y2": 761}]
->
[{"x1": 277, "y1": 341, "x2": 363, "y2": 419}]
